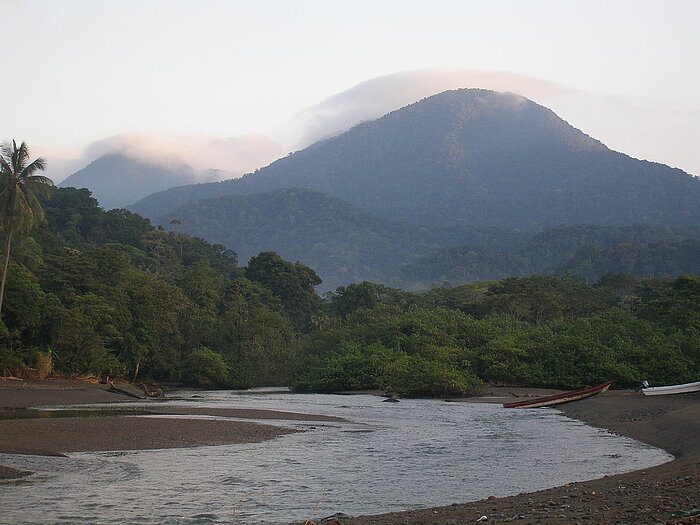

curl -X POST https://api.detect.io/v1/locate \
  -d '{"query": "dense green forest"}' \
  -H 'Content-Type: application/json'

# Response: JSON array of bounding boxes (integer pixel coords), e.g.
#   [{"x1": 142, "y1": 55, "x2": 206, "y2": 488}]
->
[
  {"x1": 2, "y1": 186, "x2": 697, "y2": 394},
  {"x1": 397, "y1": 224, "x2": 700, "y2": 289},
  {"x1": 294, "y1": 276, "x2": 700, "y2": 395},
  {"x1": 156, "y1": 187, "x2": 700, "y2": 290},
  {"x1": 158, "y1": 187, "x2": 523, "y2": 290},
  {"x1": 0, "y1": 187, "x2": 319, "y2": 387}
]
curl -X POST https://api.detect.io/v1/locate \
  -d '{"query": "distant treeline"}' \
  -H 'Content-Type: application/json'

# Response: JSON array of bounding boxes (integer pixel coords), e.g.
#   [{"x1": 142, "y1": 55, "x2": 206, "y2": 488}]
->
[
  {"x1": 144, "y1": 187, "x2": 700, "y2": 292},
  {"x1": 1, "y1": 187, "x2": 698, "y2": 394},
  {"x1": 396, "y1": 224, "x2": 700, "y2": 290}
]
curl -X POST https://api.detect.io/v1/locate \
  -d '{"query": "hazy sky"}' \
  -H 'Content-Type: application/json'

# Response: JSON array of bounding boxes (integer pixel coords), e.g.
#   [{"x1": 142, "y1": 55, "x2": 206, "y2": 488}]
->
[{"x1": 2, "y1": 0, "x2": 699, "y2": 176}]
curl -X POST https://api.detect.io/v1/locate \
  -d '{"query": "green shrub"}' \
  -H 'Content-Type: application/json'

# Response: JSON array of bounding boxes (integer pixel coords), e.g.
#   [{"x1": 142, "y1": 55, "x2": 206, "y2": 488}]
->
[{"x1": 183, "y1": 346, "x2": 230, "y2": 388}]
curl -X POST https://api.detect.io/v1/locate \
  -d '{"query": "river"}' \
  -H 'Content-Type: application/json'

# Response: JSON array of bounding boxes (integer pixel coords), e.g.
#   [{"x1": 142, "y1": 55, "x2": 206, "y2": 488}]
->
[{"x1": 0, "y1": 388, "x2": 672, "y2": 524}]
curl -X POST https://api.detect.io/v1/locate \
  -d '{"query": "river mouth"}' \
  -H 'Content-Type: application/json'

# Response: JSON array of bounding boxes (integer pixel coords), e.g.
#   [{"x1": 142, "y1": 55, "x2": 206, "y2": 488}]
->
[{"x1": 0, "y1": 391, "x2": 673, "y2": 525}]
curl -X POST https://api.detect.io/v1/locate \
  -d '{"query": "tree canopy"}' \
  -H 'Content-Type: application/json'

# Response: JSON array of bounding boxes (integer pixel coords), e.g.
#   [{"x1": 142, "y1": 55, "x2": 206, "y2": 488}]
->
[{"x1": 1, "y1": 185, "x2": 697, "y2": 396}]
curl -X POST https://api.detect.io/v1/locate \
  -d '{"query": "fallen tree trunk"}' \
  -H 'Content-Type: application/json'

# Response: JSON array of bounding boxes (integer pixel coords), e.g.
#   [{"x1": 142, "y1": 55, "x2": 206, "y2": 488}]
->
[
  {"x1": 138, "y1": 382, "x2": 165, "y2": 398},
  {"x1": 104, "y1": 381, "x2": 146, "y2": 399}
]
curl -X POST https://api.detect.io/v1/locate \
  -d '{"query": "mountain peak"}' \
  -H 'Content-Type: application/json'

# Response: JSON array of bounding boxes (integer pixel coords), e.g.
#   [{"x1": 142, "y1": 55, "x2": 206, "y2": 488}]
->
[
  {"x1": 393, "y1": 87, "x2": 607, "y2": 154},
  {"x1": 61, "y1": 153, "x2": 199, "y2": 210}
]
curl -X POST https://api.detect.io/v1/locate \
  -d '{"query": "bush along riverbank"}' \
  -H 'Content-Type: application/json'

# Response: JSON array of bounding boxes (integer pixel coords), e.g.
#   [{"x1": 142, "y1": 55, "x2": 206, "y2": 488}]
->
[{"x1": 294, "y1": 276, "x2": 700, "y2": 395}]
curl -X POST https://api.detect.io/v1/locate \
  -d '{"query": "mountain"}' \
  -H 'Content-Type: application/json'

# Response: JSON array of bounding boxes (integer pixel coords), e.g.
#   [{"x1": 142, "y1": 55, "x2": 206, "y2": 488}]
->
[
  {"x1": 131, "y1": 88, "x2": 700, "y2": 228},
  {"x1": 163, "y1": 187, "x2": 524, "y2": 290},
  {"x1": 60, "y1": 153, "x2": 201, "y2": 210}
]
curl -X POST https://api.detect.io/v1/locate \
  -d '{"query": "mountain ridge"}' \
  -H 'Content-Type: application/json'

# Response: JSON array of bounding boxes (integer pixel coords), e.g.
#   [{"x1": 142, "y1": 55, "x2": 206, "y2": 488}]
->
[
  {"x1": 161, "y1": 186, "x2": 700, "y2": 290},
  {"x1": 163, "y1": 187, "x2": 525, "y2": 290},
  {"x1": 130, "y1": 88, "x2": 700, "y2": 228}
]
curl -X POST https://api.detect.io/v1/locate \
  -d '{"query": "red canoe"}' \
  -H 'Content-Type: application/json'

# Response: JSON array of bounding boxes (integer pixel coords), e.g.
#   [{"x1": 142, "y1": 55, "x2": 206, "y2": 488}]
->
[{"x1": 502, "y1": 381, "x2": 613, "y2": 409}]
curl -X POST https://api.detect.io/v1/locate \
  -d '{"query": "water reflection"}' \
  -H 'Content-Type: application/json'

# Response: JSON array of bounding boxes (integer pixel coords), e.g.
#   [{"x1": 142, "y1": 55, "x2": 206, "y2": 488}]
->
[{"x1": 0, "y1": 408, "x2": 154, "y2": 420}]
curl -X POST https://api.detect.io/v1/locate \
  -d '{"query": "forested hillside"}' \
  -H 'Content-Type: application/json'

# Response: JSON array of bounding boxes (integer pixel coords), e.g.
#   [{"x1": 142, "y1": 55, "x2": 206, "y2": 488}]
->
[
  {"x1": 2, "y1": 187, "x2": 697, "y2": 394},
  {"x1": 153, "y1": 187, "x2": 700, "y2": 290},
  {"x1": 161, "y1": 187, "x2": 523, "y2": 289},
  {"x1": 1, "y1": 187, "x2": 320, "y2": 387},
  {"x1": 394, "y1": 225, "x2": 700, "y2": 289}
]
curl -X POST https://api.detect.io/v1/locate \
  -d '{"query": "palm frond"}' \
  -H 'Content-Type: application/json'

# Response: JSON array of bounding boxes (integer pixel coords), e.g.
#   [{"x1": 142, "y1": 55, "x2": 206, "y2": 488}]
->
[
  {"x1": 16, "y1": 142, "x2": 30, "y2": 166},
  {"x1": 27, "y1": 174, "x2": 53, "y2": 186},
  {"x1": 26, "y1": 177, "x2": 54, "y2": 199},
  {"x1": 20, "y1": 157, "x2": 48, "y2": 179},
  {"x1": 0, "y1": 142, "x2": 12, "y2": 159},
  {"x1": 14, "y1": 191, "x2": 40, "y2": 233},
  {"x1": 0, "y1": 156, "x2": 12, "y2": 175},
  {"x1": 0, "y1": 191, "x2": 19, "y2": 231},
  {"x1": 0, "y1": 141, "x2": 50, "y2": 235},
  {"x1": 10, "y1": 141, "x2": 22, "y2": 173},
  {"x1": 23, "y1": 190, "x2": 45, "y2": 227},
  {"x1": 0, "y1": 189, "x2": 12, "y2": 207}
]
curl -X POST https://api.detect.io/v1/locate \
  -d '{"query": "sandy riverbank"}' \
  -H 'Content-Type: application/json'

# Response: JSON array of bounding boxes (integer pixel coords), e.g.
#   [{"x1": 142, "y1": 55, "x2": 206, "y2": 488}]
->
[
  {"x1": 0, "y1": 377, "x2": 145, "y2": 408},
  {"x1": 0, "y1": 378, "x2": 341, "y2": 467},
  {"x1": 337, "y1": 387, "x2": 700, "y2": 525}
]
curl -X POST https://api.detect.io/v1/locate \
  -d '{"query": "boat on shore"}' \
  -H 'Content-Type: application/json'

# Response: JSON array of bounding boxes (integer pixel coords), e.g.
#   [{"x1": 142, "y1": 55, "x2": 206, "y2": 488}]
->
[
  {"x1": 641, "y1": 380, "x2": 700, "y2": 396},
  {"x1": 503, "y1": 381, "x2": 613, "y2": 409}
]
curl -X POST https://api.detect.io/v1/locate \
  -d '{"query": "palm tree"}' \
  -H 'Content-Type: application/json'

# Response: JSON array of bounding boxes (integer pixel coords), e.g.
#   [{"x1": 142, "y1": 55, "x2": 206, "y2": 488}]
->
[{"x1": 0, "y1": 140, "x2": 53, "y2": 316}]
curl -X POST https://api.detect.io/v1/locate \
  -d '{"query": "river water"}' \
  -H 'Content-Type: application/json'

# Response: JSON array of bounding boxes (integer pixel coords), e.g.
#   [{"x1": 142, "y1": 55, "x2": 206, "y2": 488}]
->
[{"x1": 0, "y1": 388, "x2": 672, "y2": 524}]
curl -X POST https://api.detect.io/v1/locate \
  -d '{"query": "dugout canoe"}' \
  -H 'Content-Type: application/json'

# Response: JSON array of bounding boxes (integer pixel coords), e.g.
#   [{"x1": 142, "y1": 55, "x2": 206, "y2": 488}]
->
[
  {"x1": 641, "y1": 380, "x2": 700, "y2": 396},
  {"x1": 502, "y1": 381, "x2": 613, "y2": 408}
]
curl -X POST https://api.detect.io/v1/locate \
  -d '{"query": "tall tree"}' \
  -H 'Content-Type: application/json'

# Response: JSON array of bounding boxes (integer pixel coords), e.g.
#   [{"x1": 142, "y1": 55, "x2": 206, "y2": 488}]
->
[
  {"x1": 0, "y1": 141, "x2": 53, "y2": 316},
  {"x1": 245, "y1": 251, "x2": 322, "y2": 331}
]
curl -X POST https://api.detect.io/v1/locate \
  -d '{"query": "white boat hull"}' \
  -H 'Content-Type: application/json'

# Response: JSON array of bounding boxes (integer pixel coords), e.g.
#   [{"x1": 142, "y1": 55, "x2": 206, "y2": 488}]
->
[{"x1": 642, "y1": 380, "x2": 700, "y2": 396}]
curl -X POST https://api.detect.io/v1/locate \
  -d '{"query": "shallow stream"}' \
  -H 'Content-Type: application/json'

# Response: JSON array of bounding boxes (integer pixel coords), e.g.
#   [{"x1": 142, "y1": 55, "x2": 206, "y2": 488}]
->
[{"x1": 0, "y1": 388, "x2": 672, "y2": 524}]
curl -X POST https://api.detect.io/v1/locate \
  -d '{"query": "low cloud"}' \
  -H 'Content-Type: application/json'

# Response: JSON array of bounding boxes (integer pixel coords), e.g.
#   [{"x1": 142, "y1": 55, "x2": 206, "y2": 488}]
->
[
  {"x1": 195, "y1": 134, "x2": 286, "y2": 176},
  {"x1": 41, "y1": 133, "x2": 285, "y2": 184},
  {"x1": 283, "y1": 69, "x2": 570, "y2": 148}
]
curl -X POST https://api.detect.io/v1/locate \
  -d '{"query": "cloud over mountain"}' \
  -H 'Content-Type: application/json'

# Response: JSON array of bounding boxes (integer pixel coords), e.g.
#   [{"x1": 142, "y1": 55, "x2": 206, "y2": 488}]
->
[
  {"x1": 36, "y1": 68, "x2": 700, "y2": 189},
  {"x1": 283, "y1": 68, "x2": 699, "y2": 176},
  {"x1": 133, "y1": 88, "x2": 700, "y2": 230},
  {"x1": 42, "y1": 133, "x2": 285, "y2": 184}
]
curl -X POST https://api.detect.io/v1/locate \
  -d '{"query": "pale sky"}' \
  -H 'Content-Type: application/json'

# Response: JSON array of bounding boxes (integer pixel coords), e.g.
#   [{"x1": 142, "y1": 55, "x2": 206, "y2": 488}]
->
[{"x1": 2, "y1": 0, "x2": 699, "y2": 177}]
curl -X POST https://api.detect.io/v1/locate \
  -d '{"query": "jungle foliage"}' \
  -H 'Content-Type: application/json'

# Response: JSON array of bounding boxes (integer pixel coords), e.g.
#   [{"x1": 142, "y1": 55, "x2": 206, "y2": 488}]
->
[
  {"x1": 295, "y1": 275, "x2": 700, "y2": 395},
  {"x1": 1, "y1": 187, "x2": 698, "y2": 395},
  {"x1": 0, "y1": 187, "x2": 307, "y2": 387}
]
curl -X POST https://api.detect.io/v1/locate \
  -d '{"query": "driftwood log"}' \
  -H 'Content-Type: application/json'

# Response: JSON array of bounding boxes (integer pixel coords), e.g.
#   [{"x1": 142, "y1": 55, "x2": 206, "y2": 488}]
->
[
  {"x1": 138, "y1": 382, "x2": 165, "y2": 398},
  {"x1": 105, "y1": 381, "x2": 146, "y2": 399}
]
